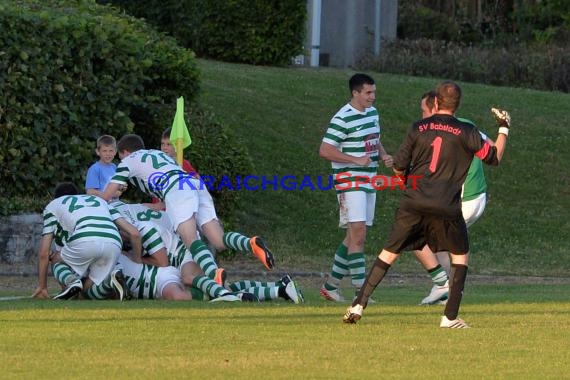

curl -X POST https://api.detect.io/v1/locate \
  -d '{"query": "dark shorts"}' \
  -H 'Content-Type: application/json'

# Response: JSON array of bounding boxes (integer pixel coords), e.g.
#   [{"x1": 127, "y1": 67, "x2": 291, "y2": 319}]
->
[{"x1": 383, "y1": 208, "x2": 469, "y2": 254}]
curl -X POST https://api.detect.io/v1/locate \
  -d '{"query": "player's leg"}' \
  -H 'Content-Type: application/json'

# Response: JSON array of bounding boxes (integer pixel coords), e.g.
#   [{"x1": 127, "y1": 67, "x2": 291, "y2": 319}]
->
[
  {"x1": 180, "y1": 261, "x2": 245, "y2": 302},
  {"x1": 344, "y1": 208, "x2": 420, "y2": 323},
  {"x1": 198, "y1": 202, "x2": 274, "y2": 271},
  {"x1": 345, "y1": 191, "x2": 375, "y2": 300},
  {"x1": 321, "y1": 193, "x2": 351, "y2": 301},
  {"x1": 343, "y1": 249, "x2": 398, "y2": 323},
  {"x1": 51, "y1": 259, "x2": 83, "y2": 300},
  {"x1": 156, "y1": 267, "x2": 192, "y2": 301},
  {"x1": 413, "y1": 245, "x2": 449, "y2": 305},
  {"x1": 230, "y1": 275, "x2": 303, "y2": 304},
  {"x1": 320, "y1": 237, "x2": 349, "y2": 302},
  {"x1": 228, "y1": 279, "x2": 282, "y2": 291},
  {"x1": 188, "y1": 239, "x2": 225, "y2": 285},
  {"x1": 438, "y1": 217, "x2": 470, "y2": 328}
]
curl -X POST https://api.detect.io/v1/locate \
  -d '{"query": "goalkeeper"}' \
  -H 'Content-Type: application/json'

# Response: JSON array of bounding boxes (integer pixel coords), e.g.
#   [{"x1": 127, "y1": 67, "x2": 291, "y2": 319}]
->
[{"x1": 413, "y1": 91, "x2": 511, "y2": 305}]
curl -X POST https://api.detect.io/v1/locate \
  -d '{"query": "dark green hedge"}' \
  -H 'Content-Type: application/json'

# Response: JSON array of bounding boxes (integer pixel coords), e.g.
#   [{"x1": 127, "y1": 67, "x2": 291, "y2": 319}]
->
[
  {"x1": 358, "y1": 39, "x2": 569, "y2": 93},
  {"x1": 97, "y1": 0, "x2": 307, "y2": 66},
  {"x1": 0, "y1": 0, "x2": 252, "y2": 217}
]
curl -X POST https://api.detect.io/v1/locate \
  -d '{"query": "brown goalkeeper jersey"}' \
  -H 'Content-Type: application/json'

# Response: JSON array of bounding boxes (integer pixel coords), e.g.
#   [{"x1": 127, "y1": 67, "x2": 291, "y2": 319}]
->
[{"x1": 394, "y1": 114, "x2": 499, "y2": 217}]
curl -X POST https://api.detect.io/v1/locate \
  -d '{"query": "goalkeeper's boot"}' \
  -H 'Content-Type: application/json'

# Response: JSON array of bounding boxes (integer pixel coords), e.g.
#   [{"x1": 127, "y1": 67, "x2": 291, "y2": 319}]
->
[
  {"x1": 250, "y1": 236, "x2": 275, "y2": 270},
  {"x1": 53, "y1": 278, "x2": 83, "y2": 300},
  {"x1": 343, "y1": 304, "x2": 364, "y2": 324},
  {"x1": 280, "y1": 275, "x2": 304, "y2": 304},
  {"x1": 420, "y1": 281, "x2": 449, "y2": 305},
  {"x1": 440, "y1": 316, "x2": 470, "y2": 329}
]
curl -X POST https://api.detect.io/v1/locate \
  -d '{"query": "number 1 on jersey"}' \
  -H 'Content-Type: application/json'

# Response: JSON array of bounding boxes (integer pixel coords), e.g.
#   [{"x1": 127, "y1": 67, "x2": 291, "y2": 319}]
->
[{"x1": 429, "y1": 136, "x2": 442, "y2": 173}]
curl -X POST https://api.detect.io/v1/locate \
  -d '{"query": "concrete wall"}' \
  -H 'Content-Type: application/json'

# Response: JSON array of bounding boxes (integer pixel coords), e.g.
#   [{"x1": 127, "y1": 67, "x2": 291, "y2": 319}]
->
[
  {"x1": 305, "y1": 0, "x2": 398, "y2": 67},
  {"x1": 0, "y1": 214, "x2": 42, "y2": 275}
]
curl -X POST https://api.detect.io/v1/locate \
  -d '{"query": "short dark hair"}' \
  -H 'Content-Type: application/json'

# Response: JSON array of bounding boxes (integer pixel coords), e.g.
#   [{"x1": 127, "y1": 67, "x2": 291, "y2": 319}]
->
[
  {"x1": 161, "y1": 127, "x2": 172, "y2": 139},
  {"x1": 117, "y1": 134, "x2": 145, "y2": 153},
  {"x1": 54, "y1": 182, "x2": 79, "y2": 198},
  {"x1": 435, "y1": 81, "x2": 461, "y2": 112},
  {"x1": 349, "y1": 73, "x2": 375, "y2": 93},
  {"x1": 421, "y1": 90, "x2": 437, "y2": 110}
]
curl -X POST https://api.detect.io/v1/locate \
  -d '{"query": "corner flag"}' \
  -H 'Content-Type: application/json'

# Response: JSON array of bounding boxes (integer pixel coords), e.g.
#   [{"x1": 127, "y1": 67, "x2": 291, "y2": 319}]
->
[{"x1": 170, "y1": 96, "x2": 192, "y2": 165}]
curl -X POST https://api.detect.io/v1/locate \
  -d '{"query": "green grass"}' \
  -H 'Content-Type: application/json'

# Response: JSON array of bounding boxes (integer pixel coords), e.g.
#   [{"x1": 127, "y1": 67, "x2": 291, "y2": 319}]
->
[
  {"x1": 196, "y1": 59, "x2": 570, "y2": 276},
  {"x1": 1, "y1": 285, "x2": 569, "y2": 379}
]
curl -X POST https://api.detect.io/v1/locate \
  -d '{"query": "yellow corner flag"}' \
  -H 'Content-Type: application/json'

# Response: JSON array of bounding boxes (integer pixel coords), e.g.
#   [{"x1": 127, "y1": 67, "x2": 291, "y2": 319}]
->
[{"x1": 170, "y1": 96, "x2": 192, "y2": 166}]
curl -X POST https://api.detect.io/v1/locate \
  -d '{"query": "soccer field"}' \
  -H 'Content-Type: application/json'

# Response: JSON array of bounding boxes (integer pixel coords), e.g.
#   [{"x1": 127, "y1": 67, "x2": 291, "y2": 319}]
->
[{"x1": 1, "y1": 283, "x2": 569, "y2": 379}]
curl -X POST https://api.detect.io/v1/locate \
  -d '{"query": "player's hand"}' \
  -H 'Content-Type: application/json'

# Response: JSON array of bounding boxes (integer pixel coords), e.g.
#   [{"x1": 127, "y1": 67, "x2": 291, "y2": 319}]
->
[
  {"x1": 32, "y1": 287, "x2": 50, "y2": 299},
  {"x1": 353, "y1": 155, "x2": 372, "y2": 166},
  {"x1": 381, "y1": 154, "x2": 394, "y2": 168},
  {"x1": 491, "y1": 107, "x2": 511, "y2": 128}
]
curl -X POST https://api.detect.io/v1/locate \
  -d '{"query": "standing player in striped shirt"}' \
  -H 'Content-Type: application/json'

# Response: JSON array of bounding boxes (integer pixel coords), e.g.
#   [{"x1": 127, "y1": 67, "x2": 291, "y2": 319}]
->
[
  {"x1": 32, "y1": 182, "x2": 142, "y2": 300},
  {"x1": 319, "y1": 73, "x2": 393, "y2": 302}
]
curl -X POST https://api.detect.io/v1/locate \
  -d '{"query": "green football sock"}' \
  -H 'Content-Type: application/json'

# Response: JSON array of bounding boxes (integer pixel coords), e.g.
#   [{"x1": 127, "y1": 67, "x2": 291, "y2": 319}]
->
[
  {"x1": 223, "y1": 232, "x2": 252, "y2": 252},
  {"x1": 84, "y1": 275, "x2": 114, "y2": 300},
  {"x1": 428, "y1": 264, "x2": 448, "y2": 286},
  {"x1": 192, "y1": 275, "x2": 229, "y2": 299},
  {"x1": 324, "y1": 243, "x2": 349, "y2": 291},
  {"x1": 52, "y1": 262, "x2": 80, "y2": 287},
  {"x1": 190, "y1": 240, "x2": 219, "y2": 279},
  {"x1": 348, "y1": 252, "x2": 366, "y2": 289}
]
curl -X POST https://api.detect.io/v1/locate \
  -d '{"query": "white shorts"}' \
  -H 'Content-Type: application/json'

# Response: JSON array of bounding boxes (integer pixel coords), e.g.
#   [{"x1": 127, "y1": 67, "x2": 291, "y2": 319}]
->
[
  {"x1": 196, "y1": 187, "x2": 218, "y2": 227},
  {"x1": 179, "y1": 249, "x2": 195, "y2": 269},
  {"x1": 164, "y1": 187, "x2": 199, "y2": 231},
  {"x1": 155, "y1": 266, "x2": 183, "y2": 299},
  {"x1": 338, "y1": 191, "x2": 376, "y2": 228},
  {"x1": 61, "y1": 239, "x2": 121, "y2": 285},
  {"x1": 462, "y1": 193, "x2": 486, "y2": 228}
]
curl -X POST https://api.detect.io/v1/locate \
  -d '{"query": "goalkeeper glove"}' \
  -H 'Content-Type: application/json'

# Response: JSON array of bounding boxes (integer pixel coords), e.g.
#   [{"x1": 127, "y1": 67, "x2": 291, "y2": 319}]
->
[{"x1": 491, "y1": 107, "x2": 511, "y2": 136}]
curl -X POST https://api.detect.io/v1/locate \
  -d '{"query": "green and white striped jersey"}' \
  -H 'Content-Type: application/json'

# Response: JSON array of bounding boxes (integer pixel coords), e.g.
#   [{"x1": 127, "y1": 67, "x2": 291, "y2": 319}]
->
[
  {"x1": 117, "y1": 254, "x2": 160, "y2": 299},
  {"x1": 42, "y1": 195, "x2": 122, "y2": 247},
  {"x1": 109, "y1": 201, "x2": 173, "y2": 230},
  {"x1": 457, "y1": 118, "x2": 487, "y2": 201},
  {"x1": 322, "y1": 103, "x2": 381, "y2": 193},
  {"x1": 111, "y1": 201, "x2": 188, "y2": 267},
  {"x1": 110, "y1": 149, "x2": 198, "y2": 200}
]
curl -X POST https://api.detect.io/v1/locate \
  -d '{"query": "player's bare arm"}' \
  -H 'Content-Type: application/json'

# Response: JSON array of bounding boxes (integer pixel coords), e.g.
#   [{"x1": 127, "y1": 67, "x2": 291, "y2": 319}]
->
[
  {"x1": 141, "y1": 247, "x2": 169, "y2": 267},
  {"x1": 101, "y1": 182, "x2": 121, "y2": 202},
  {"x1": 32, "y1": 234, "x2": 53, "y2": 299},
  {"x1": 114, "y1": 217, "x2": 143, "y2": 262},
  {"x1": 491, "y1": 107, "x2": 511, "y2": 163},
  {"x1": 378, "y1": 142, "x2": 393, "y2": 168},
  {"x1": 319, "y1": 141, "x2": 371, "y2": 166}
]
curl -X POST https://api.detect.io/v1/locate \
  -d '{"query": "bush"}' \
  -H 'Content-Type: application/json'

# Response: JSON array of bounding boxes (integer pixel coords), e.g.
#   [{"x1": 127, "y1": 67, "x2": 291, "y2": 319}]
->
[
  {"x1": 0, "y1": 0, "x2": 251, "y2": 217},
  {"x1": 357, "y1": 39, "x2": 569, "y2": 93},
  {"x1": 97, "y1": 0, "x2": 307, "y2": 66}
]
